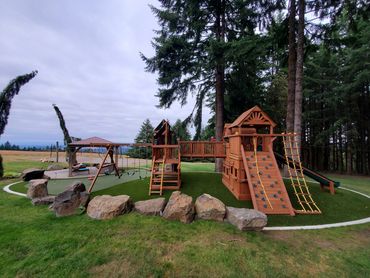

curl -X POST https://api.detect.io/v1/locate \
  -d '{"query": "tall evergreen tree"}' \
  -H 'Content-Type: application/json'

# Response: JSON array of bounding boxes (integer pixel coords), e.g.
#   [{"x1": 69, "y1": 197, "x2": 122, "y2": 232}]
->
[
  {"x1": 0, "y1": 71, "x2": 38, "y2": 177},
  {"x1": 52, "y1": 104, "x2": 76, "y2": 164},
  {"x1": 142, "y1": 0, "x2": 283, "y2": 171},
  {"x1": 171, "y1": 119, "x2": 191, "y2": 143},
  {"x1": 128, "y1": 119, "x2": 154, "y2": 158}
]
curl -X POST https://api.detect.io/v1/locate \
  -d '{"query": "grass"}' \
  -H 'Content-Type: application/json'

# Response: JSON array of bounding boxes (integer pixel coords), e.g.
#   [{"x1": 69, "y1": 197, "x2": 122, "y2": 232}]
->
[
  {"x1": 1, "y1": 155, "x2": 370, "y2": 277},
  {"x1": 326, "y1": 173, "x2": 370, "y2": 195},
  {"x1": 2, "y1": 161, "x2": 67, "y2": 178},
  {"x1": 0, "y1": 178, "x2": 370, "y2": 277}
]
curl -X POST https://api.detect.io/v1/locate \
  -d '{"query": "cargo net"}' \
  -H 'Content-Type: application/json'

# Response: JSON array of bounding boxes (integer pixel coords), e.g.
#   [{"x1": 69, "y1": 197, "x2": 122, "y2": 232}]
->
[{"x1": 282, "y1": 134, "x2": 321, "y2": 214}]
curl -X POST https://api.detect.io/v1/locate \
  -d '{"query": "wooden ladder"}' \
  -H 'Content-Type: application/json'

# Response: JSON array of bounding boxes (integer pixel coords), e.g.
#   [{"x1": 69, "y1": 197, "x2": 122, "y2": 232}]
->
[{"x1": 149, "y1": 156, "x2": 166, "y2": 195}]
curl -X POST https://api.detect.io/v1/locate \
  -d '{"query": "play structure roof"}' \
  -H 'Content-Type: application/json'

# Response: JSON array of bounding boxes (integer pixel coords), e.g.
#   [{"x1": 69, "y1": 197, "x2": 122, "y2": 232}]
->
[
  {"x1": 228, "y1": 105, "x2": 277, "y2": 128},
  {"x1": 69, "y1": 136, "x2": 113, "y2": 147}
]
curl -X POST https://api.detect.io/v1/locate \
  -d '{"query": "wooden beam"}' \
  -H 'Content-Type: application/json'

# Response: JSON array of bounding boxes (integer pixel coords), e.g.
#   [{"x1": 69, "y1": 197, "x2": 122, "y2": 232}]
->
[{"x1": 88, "y1": 145, "x2": 112, "y2": 193}]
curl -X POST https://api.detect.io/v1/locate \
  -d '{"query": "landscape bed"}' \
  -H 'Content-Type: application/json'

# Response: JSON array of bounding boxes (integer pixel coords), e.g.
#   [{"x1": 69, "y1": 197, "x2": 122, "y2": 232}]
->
[{"x1": 10, "y1": 172, "x2": 370, "y2": 227}]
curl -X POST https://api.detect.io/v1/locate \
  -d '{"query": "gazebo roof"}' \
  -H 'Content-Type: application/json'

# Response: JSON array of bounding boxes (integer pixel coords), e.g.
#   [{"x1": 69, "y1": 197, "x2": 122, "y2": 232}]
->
[
  {"x1": 69, "y1": 136, "x2": 113, "y2": 147},
  {"x1": 228, "y1": 105, "x2": 277, "y2": 128}
]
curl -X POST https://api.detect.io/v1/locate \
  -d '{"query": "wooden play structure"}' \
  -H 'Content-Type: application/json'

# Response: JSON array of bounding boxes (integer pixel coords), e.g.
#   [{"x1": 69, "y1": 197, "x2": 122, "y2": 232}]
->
[
  {"x1": 148, "y1": 106, "x2": 338, "y2": 216},
  {"x1": 69, "y1": 106, "x2": 338, "y2": 215}
]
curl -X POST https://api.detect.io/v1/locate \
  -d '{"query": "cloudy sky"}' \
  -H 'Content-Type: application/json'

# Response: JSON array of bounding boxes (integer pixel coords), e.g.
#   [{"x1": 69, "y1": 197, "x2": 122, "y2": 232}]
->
[{"x1": 0, "y1": 0, "x2": 210, "y2": 146}]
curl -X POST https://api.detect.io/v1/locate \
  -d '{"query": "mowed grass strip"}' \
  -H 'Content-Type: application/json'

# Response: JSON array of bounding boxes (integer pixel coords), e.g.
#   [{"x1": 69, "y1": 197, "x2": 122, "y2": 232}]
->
[{"x1": 0, "y1": 178, "x2": 370, "y2": 277}]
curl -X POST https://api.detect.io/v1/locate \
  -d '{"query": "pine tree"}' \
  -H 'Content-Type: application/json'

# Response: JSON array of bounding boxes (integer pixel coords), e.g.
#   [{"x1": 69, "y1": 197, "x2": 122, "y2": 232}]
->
[
  {"x1": 52, "y1": 104, "x2": 76, "y2": 164},
  {"x1": 128, "y1": 119, "x2": 154, "y2": 158},
  {"x1": 171, "y1": 119, "x2": 191, "y2": 143},
  {"x1": 0, "y1": 71, "x2": 38, "y2": 177},
  {"x1": 143, "y1": 0, "x2": 282, "y2": 171}
]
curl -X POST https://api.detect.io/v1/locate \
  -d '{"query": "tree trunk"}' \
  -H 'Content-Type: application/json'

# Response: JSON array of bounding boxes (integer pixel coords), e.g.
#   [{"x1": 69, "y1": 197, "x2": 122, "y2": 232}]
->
[
  {"x1": 286, "y1": 0, "x2": 296, "y2": 132},
  {"x1": 215, "y1": 0, "x2": 225, "y2": 172},
  {"x1": 294, "y1": 0, "x2": 304, "y2": 151}
]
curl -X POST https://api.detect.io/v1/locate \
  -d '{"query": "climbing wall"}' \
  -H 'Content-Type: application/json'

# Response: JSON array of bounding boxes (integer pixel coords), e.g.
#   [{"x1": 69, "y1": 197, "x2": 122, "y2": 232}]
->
[{"x1": 241, "y1": 148, "x2": 295, "y2": 215}]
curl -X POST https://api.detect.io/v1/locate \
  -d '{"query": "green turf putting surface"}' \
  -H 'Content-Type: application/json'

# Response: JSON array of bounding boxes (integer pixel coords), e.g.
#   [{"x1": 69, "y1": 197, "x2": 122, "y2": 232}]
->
[{"x1": 12, "y1": 170, "x2": 150, "y2": 195}]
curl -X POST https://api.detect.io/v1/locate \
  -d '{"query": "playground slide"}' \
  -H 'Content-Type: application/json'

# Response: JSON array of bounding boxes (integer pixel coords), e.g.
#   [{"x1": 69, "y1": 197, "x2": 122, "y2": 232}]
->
[{"x1": 274, "y1": 152, "x2": 340, "y2": 188}]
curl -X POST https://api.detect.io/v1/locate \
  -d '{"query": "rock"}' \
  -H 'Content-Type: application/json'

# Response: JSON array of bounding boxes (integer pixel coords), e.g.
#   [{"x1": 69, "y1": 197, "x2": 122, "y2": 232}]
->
[
  {"x1": 195, "y1": 193, "x2": 226, "y2": 222},
  {"x1": 47, "y1": 164, "x2": 64, "y2": 171},
  {"x1": 87, "y1": 195, "x2": 133, "y2": 220},
  {"x1": 134, "y1": 198, "x2": 166, "y2": 216},
  {"x1": 67, "y1": 181, "x2": 87, "y2": 193},
  {"x1": 162, "y1": 191, "x2": 194, "y2": 224},
  {"x1": 21, "y1": 168, "x2": 45, "y2": 181},
  {"x1": 32, "y1": 196, "x2": 55, "y2": 206},
  {"x1": 225, "y1": 207, "x2": 267, "y2": 231},
  {"x1": 27, "y1": 179, "x2": 49, "y2": 199},
  {"x1": 53, "y1": 182, "x2": 90, "y2": 217}
]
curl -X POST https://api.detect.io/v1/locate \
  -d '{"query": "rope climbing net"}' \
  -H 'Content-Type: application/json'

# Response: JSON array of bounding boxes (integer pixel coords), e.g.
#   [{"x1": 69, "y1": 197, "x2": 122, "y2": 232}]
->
[{"x1": 282, "y1": 133, "x2": 321, "y2": 214}]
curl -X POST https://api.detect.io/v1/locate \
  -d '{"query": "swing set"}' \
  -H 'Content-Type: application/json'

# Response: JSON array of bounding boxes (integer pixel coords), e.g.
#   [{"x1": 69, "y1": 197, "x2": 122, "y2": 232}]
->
[{"x1": 68, "y1": 137, "x2": 151, "y2": 193}]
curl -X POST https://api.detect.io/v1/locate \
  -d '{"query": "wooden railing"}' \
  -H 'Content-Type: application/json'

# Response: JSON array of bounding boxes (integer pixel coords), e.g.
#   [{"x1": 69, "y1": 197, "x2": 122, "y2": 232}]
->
[
  {"x1": 179, "y1": 141, "x2": 226, "y2": 158},
  {"x1": 152, "y1": 145, "x2": 179, "y2": 160}
]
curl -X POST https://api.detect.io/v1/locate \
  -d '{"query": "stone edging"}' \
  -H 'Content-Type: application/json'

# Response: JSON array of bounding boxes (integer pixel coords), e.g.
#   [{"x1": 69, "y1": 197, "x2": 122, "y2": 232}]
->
[{"x1": 3, "y1": 180, "x2": 370, "y2": 230}]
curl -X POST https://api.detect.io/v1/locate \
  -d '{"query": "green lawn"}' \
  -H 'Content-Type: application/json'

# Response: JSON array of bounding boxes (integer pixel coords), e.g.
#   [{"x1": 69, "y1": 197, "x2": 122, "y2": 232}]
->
[
  {"x1": 326, "y1": 173, "x2": 370, "y2": 195},
  {"x1": 1, "y1": 178, "x2": 370, "y2": 277},
  {"x1": 2, "y1": 160, "x2": 370, "y2": 276},
  {"x1": 2, "y1": 161, "x2": 67, "y2": 178}
]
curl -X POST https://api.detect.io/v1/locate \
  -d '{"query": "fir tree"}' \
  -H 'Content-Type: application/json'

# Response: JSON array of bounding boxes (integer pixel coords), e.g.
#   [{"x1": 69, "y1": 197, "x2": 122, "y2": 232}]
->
[
  {"x1": 0, "y1": 71, "x2": 38, "y2": 177},
  {"x1": 128, "y1": 119, "x2": 154, "y2": 158}
]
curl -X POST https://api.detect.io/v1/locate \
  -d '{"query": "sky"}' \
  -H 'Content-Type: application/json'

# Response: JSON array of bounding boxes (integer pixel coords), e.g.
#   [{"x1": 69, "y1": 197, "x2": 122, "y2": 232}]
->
[{"x1": 0, "y1": 0, "x2": 210, "y2": 146}]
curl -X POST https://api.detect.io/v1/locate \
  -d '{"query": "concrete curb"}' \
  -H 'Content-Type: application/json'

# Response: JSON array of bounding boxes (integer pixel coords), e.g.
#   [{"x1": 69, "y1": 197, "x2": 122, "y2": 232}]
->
[
  {"x1": 3, "y1": 181, "x2": 27, "y2": 197},
  {"x1": 263, "y1": 187, "x2": 370, "y2": 231}
]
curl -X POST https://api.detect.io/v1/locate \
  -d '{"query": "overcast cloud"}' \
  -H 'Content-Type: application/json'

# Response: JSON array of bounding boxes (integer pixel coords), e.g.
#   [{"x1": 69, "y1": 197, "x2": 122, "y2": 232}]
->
[{"x1": 0, "y1": 0, "x2": 210, "y2": 146}]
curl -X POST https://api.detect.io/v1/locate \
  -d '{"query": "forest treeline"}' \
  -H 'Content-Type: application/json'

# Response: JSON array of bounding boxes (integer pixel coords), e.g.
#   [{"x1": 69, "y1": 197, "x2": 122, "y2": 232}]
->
[{"x1": 143, "y1": 0, "x2": 369, "y2": 174}]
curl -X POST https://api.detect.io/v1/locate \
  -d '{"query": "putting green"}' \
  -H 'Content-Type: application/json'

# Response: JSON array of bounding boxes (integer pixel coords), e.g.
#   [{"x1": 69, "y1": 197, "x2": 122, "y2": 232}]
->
[{"x1": 13, "y1": 170, "x2": 150, "y2": 195}]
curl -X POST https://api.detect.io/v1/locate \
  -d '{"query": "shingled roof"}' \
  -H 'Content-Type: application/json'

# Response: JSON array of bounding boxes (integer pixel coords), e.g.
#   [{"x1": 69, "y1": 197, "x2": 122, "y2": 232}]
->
[{"x1": 69, "y1": 136, "x2": 113, "y2": 147}]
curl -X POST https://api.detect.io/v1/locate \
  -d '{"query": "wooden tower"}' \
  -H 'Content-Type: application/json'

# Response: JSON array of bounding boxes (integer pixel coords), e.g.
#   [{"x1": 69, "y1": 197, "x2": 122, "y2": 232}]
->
[
  {"x1": 222, "y1": 106, "x2": 296, "y2": 215},
  {"x1": 149, "y1": 120, "x2": 181, "y2": 195}
]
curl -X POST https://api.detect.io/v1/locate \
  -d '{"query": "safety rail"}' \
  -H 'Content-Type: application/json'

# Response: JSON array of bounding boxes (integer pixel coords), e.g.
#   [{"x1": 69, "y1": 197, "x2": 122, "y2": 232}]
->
[
  {"x1": 152, "y1": 145, "x2": 179, "y2": 161},
  {"x1": 179, "y1": 141, "x2": 226, "y2": 158}
]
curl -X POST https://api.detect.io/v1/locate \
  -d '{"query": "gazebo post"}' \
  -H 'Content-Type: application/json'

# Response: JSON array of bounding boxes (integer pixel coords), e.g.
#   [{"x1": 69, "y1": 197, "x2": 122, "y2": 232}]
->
[{"x1": 68, "y1": 152, "x2": 73, "y2": 177}]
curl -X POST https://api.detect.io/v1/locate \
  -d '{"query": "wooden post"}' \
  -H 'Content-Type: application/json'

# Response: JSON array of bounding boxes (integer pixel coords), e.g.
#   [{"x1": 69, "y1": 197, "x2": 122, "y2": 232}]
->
[
  {"x1": 88, "y1": 146, "x2": 112, "y2": 193},
  {"x1": 68, "y1": 151, "x2": 73, "y2": 177},
  {"x1": 56, "y1": 141, "x2": 59, "y2": 163},
  {"x1": 115, "y1": 146, "x2": 119, "y2": 170}
]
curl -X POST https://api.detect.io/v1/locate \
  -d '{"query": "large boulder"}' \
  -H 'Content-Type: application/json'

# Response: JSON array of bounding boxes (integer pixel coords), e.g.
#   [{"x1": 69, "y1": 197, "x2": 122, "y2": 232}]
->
[
  {"x1": 134, "y1": 198, "x2": 166, "y2": 216},
  {"x1": 53, "y1": 182, "x2": 89, "y2": 217},
  {"x1": 87, "y1": 195, "x2": 133, "y2": 220},
  {"x1": 32, "y1": 196, "x2": 55, "y2": 206},
  {"x1": 27, "y1": 179, "x2": 49, "y2": 199},
  {"x1": 162, "y1": 191, "x2": 194, "y2": 224},
  {"x1": 195, "y1": 193, "x2": 226, "y2": 222},
  {"x1": 226, "y1": 207, "x2": 267, "y2": 231},
  {"x1": 22, "y1": 168, "x2": 45, "y2": 181}
]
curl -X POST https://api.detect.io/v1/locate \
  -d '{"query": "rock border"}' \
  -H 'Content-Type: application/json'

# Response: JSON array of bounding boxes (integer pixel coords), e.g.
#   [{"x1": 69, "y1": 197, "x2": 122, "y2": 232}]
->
[{"x1": 3, "y1": 181, "x2": 370, "y2": 230}]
